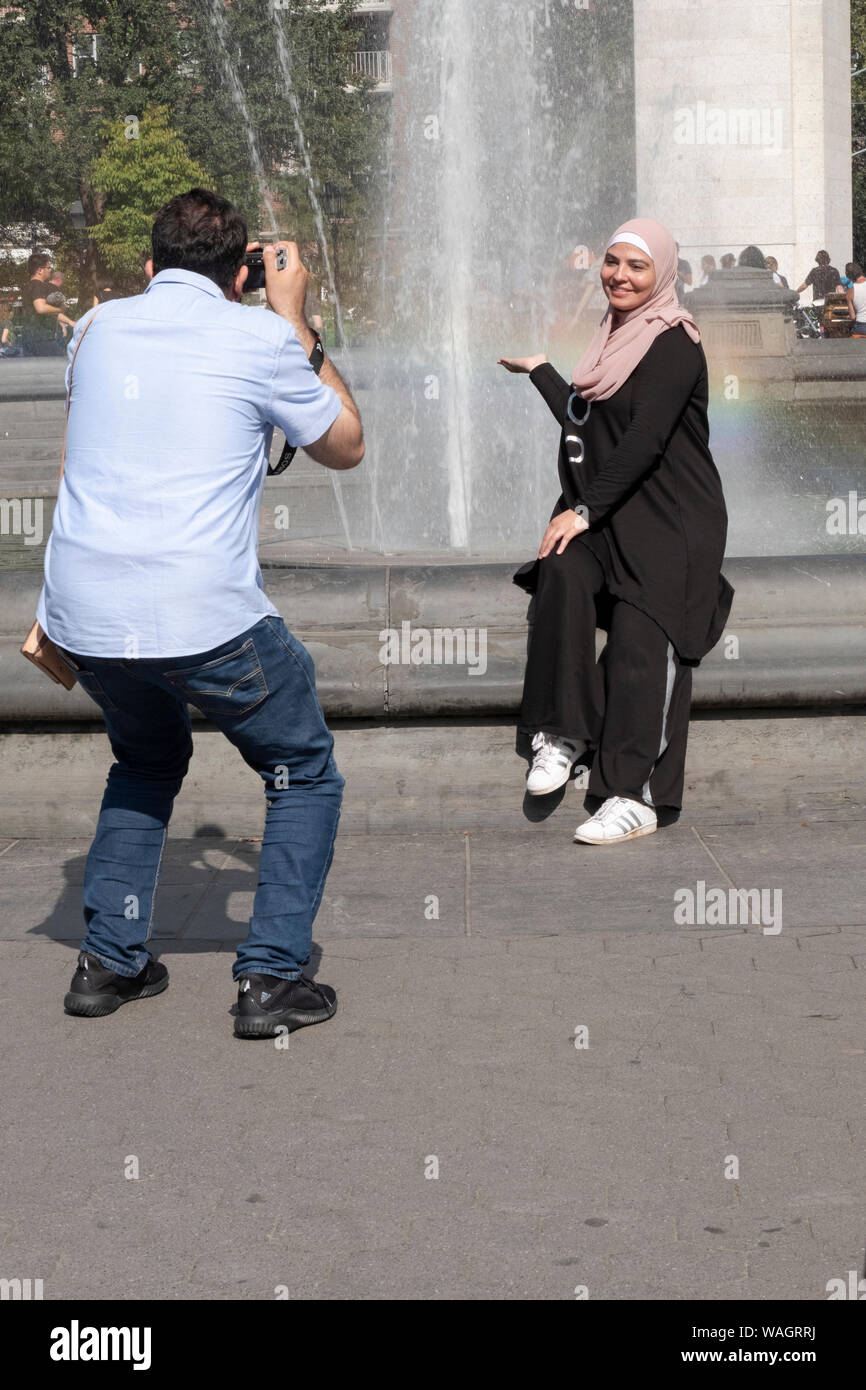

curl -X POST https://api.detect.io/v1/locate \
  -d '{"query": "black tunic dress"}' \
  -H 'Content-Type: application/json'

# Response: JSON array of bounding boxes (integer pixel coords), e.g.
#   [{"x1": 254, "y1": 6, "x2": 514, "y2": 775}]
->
[{"x1": 515, "y1": 324, "x2": 734, "y2": 664}]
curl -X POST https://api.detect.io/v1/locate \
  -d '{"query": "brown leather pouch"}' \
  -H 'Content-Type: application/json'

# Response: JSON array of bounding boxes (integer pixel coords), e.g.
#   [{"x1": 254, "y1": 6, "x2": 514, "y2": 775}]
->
[{"x1": 20, "y1": 621, "x2": 77, "y2": 690}]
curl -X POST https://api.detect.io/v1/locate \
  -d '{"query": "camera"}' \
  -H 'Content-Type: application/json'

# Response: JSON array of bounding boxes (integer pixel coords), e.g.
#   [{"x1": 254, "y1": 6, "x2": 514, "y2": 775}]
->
[{"x1": 242, "y1": 245, "x2": 288, "y2": 292}]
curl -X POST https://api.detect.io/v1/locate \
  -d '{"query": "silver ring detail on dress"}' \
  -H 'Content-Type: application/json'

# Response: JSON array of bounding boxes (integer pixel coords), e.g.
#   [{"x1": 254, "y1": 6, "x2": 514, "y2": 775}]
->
[{"x1": 567, "y1": 392, "x2": 591, "y2": 425}]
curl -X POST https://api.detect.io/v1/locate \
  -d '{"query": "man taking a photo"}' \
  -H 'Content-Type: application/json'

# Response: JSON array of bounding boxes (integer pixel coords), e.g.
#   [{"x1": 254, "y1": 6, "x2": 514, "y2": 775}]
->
[{"x1": 36, "y1": 187, "x2": 364, "y2": 1038}]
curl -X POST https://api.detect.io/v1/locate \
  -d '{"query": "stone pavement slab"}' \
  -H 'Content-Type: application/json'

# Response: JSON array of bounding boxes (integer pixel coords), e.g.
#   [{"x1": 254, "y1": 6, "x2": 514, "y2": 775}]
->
[
  {"x1": 3, "y1": 713, "x2": 866, "y2": 837},
  {"x1": 4, "y1": 816, "x2": 864, "y2": 952},
  {"x1": 2, "y1": 711, "x2": 865, "y2": 1301},
  {"x1": 0, "y1": 814, "x2": 864, "y2": 1300}
]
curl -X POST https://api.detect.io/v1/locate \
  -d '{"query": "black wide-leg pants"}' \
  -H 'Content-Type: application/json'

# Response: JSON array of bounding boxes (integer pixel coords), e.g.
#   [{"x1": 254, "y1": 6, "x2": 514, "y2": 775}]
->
[{"x1": 518, "y1": 540, "x2": 693, "y2": 810}]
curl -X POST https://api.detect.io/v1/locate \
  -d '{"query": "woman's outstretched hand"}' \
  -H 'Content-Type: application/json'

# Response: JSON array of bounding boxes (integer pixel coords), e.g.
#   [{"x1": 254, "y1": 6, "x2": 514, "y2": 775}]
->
[
  {"x1": 498, "y1": 353, "x2": 548, "y2": 373},
  {"x1": 539, "y1": 508, "x2": 589, "y2": 557}
]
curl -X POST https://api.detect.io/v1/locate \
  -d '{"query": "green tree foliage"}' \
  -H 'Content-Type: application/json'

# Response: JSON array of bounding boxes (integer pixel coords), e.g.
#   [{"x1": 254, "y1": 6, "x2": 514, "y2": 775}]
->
[
  {"x1": 88, "y1": 107, "x2": 209, "y2": 290},
  {"x1": 0, "y1": 1, "x2": 185, "y2": 293},
  {"x1": 0, "y1": 0, "x2": 388, "y2": 315},
  {"x1": 186, "y1": 0, "x2": 389, "y2": 317}
]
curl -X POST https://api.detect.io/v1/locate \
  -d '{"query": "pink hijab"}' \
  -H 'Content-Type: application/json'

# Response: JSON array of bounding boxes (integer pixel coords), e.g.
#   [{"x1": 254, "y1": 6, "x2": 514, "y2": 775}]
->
[{"x1": 571, "y1": 217, "x2": 700, "y2": 401}]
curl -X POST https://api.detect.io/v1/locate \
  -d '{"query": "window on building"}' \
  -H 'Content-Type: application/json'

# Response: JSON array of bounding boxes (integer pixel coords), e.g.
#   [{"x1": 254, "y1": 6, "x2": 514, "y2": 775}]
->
[
  {"x1": 71, "y1": 33, "x2": 100, "y2": 76},
  {"x1": 350, "y1": 9, "x2": 392, "y2": 88}
]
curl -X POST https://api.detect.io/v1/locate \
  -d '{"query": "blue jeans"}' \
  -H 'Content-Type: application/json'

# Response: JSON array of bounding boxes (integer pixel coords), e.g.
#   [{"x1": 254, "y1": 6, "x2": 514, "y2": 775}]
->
[{"x1": 55, "y1": 615, "x2": 344, "y2": 982}]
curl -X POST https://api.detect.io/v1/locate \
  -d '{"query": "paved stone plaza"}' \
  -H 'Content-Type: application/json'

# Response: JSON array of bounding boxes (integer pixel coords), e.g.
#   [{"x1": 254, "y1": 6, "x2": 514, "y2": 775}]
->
[{"x1": 0, "y1": 715, "x2": 864, "y2": 1300}]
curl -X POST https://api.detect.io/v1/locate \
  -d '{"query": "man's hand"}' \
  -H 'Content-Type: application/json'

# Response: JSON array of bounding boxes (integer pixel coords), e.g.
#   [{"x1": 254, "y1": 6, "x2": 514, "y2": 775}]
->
[
  {"x1": 538, "y1": 508, "x2": 589, "y2": 558},
  {"x1": 264, "y1": 241, "x2": 308, "y2": 337},
  {"x1": 255, "y1": 237, "x2": 364, "y2": 470},
  {"x1": 498, "y1": 353, "x2": 548, "y2": 374},
  {"x1": 58, "y1": 313, "x2": 75, "y2": 332}
]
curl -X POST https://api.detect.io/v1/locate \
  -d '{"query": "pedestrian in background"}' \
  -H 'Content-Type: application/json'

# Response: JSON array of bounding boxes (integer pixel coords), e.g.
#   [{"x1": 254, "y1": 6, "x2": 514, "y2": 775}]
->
[
  {"x1": 765, "y1": 256, "x2": 788, "y2": 288},
  {"x1": 675, "y1": 240, "x2": 692, "y2": 304},
  {"x1": 846, "y1": 263, "x2": 866, "y2": 337},
  {"x1": 697, "y1": 254, "x2": 716, "y2": 287},
  {"x1": 20, "y1": 253, "x2": 75, "y2": 355},
  {"x1": 796, "y1": 249, "x2": 841, "y2": 301}
]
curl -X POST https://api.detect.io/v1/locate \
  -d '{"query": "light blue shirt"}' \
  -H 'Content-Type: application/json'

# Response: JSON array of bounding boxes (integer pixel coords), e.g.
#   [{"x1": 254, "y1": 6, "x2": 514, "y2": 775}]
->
[{"x1": 37, "y1": 268, "x2": 341, "y2": 657}]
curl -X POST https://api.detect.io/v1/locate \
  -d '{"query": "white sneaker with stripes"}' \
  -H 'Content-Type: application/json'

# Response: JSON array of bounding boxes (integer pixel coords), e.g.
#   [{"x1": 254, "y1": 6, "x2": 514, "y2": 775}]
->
[
  {"x1": 573, "y1": 795, "x2": 658, "y2": 844},
  {"x1": 526, "y1": 732, "x2": 580, "y2": 795}
]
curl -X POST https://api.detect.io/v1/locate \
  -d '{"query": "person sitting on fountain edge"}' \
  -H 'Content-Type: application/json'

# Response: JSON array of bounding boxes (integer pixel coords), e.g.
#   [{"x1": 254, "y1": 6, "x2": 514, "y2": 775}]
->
[{"x1": 499, "y1": 216, "x2": 733, "y2": 844}]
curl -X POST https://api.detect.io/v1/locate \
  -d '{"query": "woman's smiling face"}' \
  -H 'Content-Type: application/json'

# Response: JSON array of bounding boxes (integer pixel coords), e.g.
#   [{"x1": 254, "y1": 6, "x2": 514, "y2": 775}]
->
[{"x1": 601, "y1": 242, "x2": 656, "y2": 313}]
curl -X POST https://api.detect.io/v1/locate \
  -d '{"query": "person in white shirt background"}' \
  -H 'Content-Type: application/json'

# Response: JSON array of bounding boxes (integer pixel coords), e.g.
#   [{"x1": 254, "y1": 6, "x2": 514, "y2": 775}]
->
[
  {"x1": 846, "y1": 262, "x2": 866, "y2": 337},
  {"x1": 697, "y1": 254, "x2": 716, "y2": 287},
  {"x1": 764, "y1": 255, "x2": 789, "y2": 288}
]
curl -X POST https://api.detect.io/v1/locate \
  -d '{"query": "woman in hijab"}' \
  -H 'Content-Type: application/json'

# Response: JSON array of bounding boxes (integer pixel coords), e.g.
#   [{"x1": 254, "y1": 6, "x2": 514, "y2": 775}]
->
[{"x1": 499, "y1": 217, "x2": 733, "y2": 844}]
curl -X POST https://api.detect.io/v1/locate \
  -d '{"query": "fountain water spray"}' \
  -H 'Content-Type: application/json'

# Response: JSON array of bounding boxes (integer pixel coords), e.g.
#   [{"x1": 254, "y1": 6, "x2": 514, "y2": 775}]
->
[
  {"x1": 206, "y1": 0, "x2": 279, "y2": 235},
  {"x1": 206, "y1": 0, "x2": 354, "y2": 552},
  {"x1": 267, "y1": 0, "x2": 354, "y2": 550},
  {"x1": 269, "y1": 3, "x2": 348, "y2": 354},
  {"x1": 363, "y1": 0, "x2": 630, "y2": 554}
]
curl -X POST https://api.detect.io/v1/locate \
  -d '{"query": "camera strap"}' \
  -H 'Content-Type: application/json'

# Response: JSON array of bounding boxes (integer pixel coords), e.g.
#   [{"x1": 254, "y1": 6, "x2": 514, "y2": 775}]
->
[
  {"x1": 267, "y1": 330, "x2": 325, "y2": 477},
  {"x1": 268, "y1": 437, "x2": 296, "y2": 478}
]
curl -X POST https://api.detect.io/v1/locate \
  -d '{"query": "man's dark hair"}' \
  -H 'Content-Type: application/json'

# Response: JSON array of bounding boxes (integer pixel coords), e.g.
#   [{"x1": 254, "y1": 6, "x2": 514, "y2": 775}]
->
[
  {"x1": 28, "y1": 252, "x2": 51, "y2": 276},
  {"x1": 846, "y1": 262, "x2": 863, "y2": 280},
  {"x1": 151, "y1": 188, "x2": 248, "y2": 292},
  {"x1": 815, "y1": 249, "x2": 830, "y2": 266}
]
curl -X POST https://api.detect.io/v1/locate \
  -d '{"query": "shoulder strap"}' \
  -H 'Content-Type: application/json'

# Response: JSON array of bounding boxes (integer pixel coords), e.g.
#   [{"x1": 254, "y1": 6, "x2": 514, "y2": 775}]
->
[{"x1": 59, "y1": 304, "x2": 106, "y2": 484}]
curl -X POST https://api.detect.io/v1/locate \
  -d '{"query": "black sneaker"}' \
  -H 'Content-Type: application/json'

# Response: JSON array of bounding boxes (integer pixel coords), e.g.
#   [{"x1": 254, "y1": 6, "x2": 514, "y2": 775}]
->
[
  {"x1": 64, "y1": 951, "x2": 169, "y2": 1018},
  {"x1": 234, "y1": 972, "x2": 337, "y2": 1039}
]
